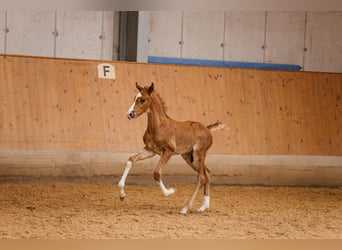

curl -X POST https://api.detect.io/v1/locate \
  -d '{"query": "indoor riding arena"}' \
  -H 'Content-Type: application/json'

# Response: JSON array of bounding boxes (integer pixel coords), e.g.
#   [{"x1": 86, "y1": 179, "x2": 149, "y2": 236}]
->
[{"x1": 0, "y1": 10, "x2": 342, "y2": 239}]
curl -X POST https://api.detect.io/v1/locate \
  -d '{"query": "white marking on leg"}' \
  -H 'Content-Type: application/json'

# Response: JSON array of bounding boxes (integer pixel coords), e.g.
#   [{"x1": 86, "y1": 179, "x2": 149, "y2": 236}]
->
[
  {"x1": 118, "y1": 161, "x2": 132, "y2": 198},
  {"x1": 158, "y1": 180, "x2": 175, "y2": 196},
  {"x1": 197, "y1": 195, "x2": 210, "y2": 212}
]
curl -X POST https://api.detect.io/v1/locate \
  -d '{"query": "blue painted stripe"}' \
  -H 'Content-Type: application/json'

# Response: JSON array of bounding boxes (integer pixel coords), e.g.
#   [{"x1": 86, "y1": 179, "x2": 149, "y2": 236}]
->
[{"x1": 148, "y1": 56, "x2": 302, "y2": 71}]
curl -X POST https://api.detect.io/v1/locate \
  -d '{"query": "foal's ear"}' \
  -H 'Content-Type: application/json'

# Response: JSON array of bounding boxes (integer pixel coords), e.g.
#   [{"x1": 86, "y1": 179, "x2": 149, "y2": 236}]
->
[
  {"x1": 136, "y1": 82, "x2": 143, "y2": 92},
  {"x1": 148, "y1": 82, "x2": 154, "y2": 94}
]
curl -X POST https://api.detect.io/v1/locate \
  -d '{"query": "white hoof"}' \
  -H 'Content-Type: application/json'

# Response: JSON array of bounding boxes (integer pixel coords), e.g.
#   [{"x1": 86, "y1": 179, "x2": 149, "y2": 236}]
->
[
  {"x1": 197, "y1": 196, "x2": 210, "y2": 212},
  {"x1": 197, "y1": 205, "x2": 209, "y2": 212},
  {"x1": 159, "y1": 181, "x2": 176, "y2": 197},
  {"x1": 180, "y1": 207, "x2": 188, "y2": 215},
  {"x1": 118, "y1": 185, "x2": 126, "y2": 200},
  {"x1": 163, "y1": 187, "x2": 175, "y2": 196},
  {"x1": 119, "y1": 190, "x2": 126, "y2": 201},
  {"x1": 119, "y1": 194, "x2": 126, "y2": 201}
]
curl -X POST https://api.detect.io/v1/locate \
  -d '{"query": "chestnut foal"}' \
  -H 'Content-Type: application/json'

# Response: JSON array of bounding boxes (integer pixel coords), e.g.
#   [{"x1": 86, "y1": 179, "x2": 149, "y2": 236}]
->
[{"x1": 118, "y1": 83, "x2": 225, "y2": 214}]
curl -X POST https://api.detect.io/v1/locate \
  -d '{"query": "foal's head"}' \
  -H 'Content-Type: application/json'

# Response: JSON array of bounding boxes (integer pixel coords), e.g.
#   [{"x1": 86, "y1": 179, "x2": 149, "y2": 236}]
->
[{"x1": 127, "y1": 82, "x2": 154, "y2": 120}]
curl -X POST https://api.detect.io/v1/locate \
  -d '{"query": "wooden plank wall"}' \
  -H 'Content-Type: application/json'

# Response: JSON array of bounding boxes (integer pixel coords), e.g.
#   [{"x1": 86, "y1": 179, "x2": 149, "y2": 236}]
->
[{"x1": 0, "y1": 55, "x2": 341, "y2": 155}]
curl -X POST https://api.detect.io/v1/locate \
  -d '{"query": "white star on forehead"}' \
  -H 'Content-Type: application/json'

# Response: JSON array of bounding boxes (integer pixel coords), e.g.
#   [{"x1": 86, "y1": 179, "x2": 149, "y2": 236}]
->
[{"x1": 135, "y1": 92, "x2": 142, "y2": 100}]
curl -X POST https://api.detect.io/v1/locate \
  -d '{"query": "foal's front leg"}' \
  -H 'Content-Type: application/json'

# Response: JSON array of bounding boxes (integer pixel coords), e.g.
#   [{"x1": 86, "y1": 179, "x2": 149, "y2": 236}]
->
[
  {"x1": 118, "y1": 149, "x2": 155, "y2": 200},
  {"x1": 154, "y1": 151, "x2": 175, "y2": 196}
]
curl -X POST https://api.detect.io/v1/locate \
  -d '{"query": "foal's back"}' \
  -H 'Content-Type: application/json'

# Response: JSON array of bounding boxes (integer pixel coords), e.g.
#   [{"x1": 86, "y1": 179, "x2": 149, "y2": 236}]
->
[{"x1": 167, "y1": 119, "x2": 213, "y2": 154}]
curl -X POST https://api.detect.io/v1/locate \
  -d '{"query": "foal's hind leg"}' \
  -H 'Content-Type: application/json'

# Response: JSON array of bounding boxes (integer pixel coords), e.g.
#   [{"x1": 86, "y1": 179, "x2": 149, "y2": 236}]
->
[
  {"x1": 118, "y1": 148, "x2": 155, "y2": 200},
  {"x1": 180, "y1": 150, "x2": 210, "y2": 214},
  {"x1": 197, "y1": 163, "x2": 210, "y2": 212},
  {"x1": 181, "y1": 153, "x2": 211, "y2": 213}
]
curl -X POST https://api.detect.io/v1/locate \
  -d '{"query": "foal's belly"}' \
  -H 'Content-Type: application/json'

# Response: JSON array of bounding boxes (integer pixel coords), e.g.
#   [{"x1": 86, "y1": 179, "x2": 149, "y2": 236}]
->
[
  {"x1": 174, "y1": 142, "x2": 195, "y2": 155},
  {"x1": 144, "y1": 138, "x2": 194, "y2": 155},
  {"x1": 143, "y1": 132, "x2": 194, "y2": 155}
]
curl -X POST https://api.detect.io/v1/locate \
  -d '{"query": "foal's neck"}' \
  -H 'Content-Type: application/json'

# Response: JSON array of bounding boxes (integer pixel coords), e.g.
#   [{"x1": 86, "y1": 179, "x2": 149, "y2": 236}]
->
[{"x1": 147, "y1": 93, "x2": 169, "y2": 131}]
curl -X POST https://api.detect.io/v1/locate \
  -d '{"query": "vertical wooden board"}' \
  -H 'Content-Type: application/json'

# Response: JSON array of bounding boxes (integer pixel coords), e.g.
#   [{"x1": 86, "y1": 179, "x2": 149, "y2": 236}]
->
[
  {"x1": 0, "y1": 11, "x2": 4, "y2": 54},
  {"x1": 99, "y1": 79, "x2": 141, "y2": 152},
  {"x1": 256, "y1": 72, "x2": 305, "y2": 154},
  {"x1": 224, "y1": 11, "x2": 265, "y2": 62},
  {"x1": 169, "y1": 66, "x2": 196, "y2": 120},
  {"x1": 219, "y1": 70, "x2": 264, "y2": 154},
  {"x1": 288, "y1": 73, "x2": 342, "y2": 155},
  {"x1": 149, "y1": 11, "x2": 182, "y2": 58},
  {"x1": 199, "y1": 67, "x2": 229, "y2": 153},
  {"x1": 44, "y1": 59, "x2": 107, "y2": 151},
  {"x1": 101, "y1": 11, "x2": 115, "y2": 61},
  {"x1": 304, "y1": 12, "x2": 342, "y2": 73},
  {"x1": 5, "y1": 11, "x2": 55, "y2": 57},
  {"x1": 182, "y1": 11, "x2": 224, "y2": 60},
  {"x1": 0, "y1": 58, "x2": 5, "y2": 132},
  {"x1": 227, "y1": 70, "x2": 341, "y2": 155},
  {"x1": 0, "y1": 56, "x2": 43, "y2": 149},
  {"x1": 0, "y1": 56, "x2": 108, "y2": 151},
  {"x1": 0, "y1": 57, "x2": 16, "y2": 145},
  {"x1": 265, "y1": 12, "x2": 306, "y2": 65},
  {"x1": 281, "y1": 72, "x2": 340, "y2": 155},
  {"x1": 56, "y1": 11, "x2": 102, "y2": 60}
]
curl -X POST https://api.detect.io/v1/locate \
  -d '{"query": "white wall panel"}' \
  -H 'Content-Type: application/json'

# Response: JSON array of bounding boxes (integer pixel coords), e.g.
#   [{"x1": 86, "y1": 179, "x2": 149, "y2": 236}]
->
[
  {"x1": 265, "y1": 12, "x2": 306, "y2": 65},
  {"x1": 137, "y1": 11, "x2": 150, "y2": 62},
  {"x1": 149, "y1": 11, "x2": 182, "y2": 58},
  {"x1": 56, "y1": 11, "x2": 103, "y2": 60},
  {"x1": 0, "y1": 11, "x2": 4, "y2": 54},
  {"x1": 6, "y1": 11, "x2": 54, "y2": 57},
  {"x1": 182, "y1": 11, "x2": 224, "y2": 60},
  {"x1": 224, "y1": 11, "x2": 265, "y2": 62},
  {"x1": 304, "y1": 12, "x2": 342, "y2": 73},
  {"x1": 101, "y1": 11, "x2": 115, "y2": 60},
  {"x1": 112, "y1": 12, "x2": 120, "y2": 60}
]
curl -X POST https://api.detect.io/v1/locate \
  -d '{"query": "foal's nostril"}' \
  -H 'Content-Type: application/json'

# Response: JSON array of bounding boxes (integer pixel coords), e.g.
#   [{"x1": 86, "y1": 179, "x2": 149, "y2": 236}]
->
[{"x1": 128, "y1": 111, "x2": 136, "y2": 120}]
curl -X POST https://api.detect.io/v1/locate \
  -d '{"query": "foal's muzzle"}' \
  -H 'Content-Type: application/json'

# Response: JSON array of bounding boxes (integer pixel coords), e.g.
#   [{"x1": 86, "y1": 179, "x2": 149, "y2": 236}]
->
[{"x1": 127, "y1": 111, "x2": 136, "y2": 120}]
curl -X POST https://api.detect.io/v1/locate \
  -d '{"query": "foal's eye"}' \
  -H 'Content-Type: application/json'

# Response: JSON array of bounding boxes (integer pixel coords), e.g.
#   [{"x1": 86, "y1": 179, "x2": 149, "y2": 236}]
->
[{"x1": 140, "y1": 98, "x2": 146, "y2": 104}]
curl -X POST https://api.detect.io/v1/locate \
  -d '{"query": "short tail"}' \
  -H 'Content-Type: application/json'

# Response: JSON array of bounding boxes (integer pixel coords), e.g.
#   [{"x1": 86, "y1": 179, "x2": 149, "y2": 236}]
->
[{"x1": 207, "y1": 121, "x2": 228, "y2": 131}]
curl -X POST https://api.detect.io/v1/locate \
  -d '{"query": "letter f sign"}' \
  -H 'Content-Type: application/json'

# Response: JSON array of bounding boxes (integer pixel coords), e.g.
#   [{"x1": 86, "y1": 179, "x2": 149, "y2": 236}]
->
[{"x1": 97, "y1": 63, "x2": 115, "y2": 79}]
